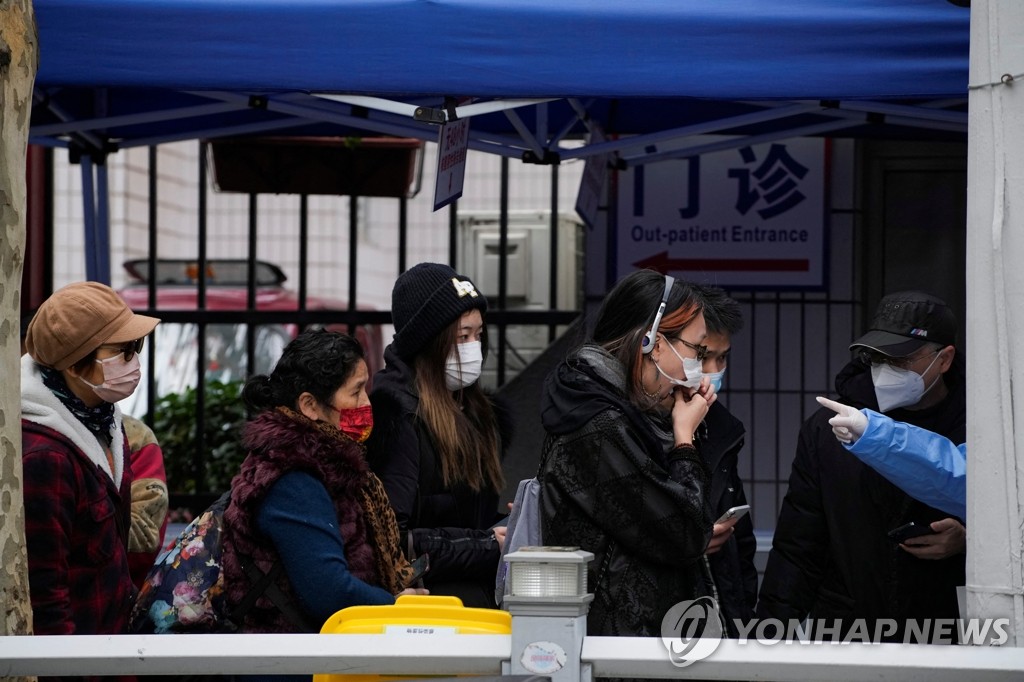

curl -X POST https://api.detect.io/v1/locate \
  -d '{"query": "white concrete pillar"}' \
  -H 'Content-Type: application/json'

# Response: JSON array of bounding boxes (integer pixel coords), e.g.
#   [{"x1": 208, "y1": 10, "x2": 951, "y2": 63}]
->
[{"x1": 966, "y1": 0, "x2": 1024, "y2": 644}]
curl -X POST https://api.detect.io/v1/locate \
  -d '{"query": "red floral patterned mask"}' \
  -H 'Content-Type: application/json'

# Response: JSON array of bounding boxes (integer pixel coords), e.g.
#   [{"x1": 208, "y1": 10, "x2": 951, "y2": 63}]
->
[{"x1": 337, "y1": 404, "x2": 374, "y2": 443}]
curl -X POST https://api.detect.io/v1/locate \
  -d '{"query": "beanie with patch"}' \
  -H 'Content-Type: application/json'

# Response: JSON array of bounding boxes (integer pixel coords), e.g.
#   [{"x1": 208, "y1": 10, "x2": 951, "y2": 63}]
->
[{"x1": 391, "y1": 262, "x2": 487, "y2": 360}]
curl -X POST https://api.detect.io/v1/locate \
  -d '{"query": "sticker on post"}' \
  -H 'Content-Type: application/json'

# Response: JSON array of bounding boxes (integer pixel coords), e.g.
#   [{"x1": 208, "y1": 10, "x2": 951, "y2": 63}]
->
[
  {"x1": 383, "y1": 625, "x2": 458, "y2": 636},
  {"x1": 520, "y1": 641, "x2": 567, "y2": 674}
]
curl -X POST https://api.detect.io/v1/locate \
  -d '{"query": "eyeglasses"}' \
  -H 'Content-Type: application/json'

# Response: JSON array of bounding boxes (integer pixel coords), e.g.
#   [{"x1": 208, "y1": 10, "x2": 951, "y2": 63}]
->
[
  {"x1": 673, "y1": 336, "x2": 709, "y2": 362},
  {"x1": 99, "y1": 337, "x2": 146, "y2": 362},
  {"x1": 858, "y1": 349, "x2": 938, "y2": 371}
]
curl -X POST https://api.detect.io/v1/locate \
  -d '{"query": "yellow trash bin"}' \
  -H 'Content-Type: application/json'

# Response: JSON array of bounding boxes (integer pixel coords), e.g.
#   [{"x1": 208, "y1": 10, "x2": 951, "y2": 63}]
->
[{"x1": 314, "y1": 594, "x2": 512, "y2": 682}]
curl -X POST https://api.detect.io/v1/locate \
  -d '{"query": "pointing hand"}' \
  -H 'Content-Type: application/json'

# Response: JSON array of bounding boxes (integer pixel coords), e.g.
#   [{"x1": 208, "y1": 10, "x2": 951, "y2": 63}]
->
[{"x1": 815, "y1": 396, "x2": 867, "y2": 445}]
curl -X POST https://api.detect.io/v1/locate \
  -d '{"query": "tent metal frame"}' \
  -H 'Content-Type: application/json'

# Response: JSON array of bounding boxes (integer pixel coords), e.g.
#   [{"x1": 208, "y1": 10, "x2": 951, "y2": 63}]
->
[{"x1": 30, "y1": 89, "x2": 966, "y2": 283}]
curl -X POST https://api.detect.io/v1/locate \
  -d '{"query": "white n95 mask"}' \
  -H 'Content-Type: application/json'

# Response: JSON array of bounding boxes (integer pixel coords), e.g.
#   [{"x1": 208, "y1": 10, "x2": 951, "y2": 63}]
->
[{"x1": 870, "y1": 354, "x2": 940, "y2": 412}]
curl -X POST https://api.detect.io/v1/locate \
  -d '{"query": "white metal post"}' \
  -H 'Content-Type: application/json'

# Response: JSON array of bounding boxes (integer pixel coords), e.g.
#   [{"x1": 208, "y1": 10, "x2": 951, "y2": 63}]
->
[
  {"x1": 501, "y1": 548, "x2": 594, "y2": 682},
  {"x1": 503, "y1": 603, "x2": 592, "y2": 682}
]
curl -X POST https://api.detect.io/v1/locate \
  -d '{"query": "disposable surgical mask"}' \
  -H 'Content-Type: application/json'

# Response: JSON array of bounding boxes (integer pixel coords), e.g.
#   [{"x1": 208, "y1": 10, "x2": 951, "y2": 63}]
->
[
  {"x1": 337, "y1": 404, "x2": 374, "y2": 443},
  {"x1": 654, "y1": 337, "x2": 704, "y2": 389},
  {"x1": 445, "y1": 340, "x2": 483, "y2": 391},
  {"x1": 81, "y1": 353, "x2": 142, "y2": 403},
  {"x1": 704, "y1": 369, "x2": 726, "y2": 394},
  {"x1": 871, "y1": 353, "x2": 941, "y2": 412}
]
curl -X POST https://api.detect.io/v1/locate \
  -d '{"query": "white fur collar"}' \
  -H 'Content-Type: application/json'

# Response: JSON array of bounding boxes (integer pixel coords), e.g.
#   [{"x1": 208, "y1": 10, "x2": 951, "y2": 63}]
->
[{"x1": 21, "y1": 355, "x2": 124, "y2": 487}]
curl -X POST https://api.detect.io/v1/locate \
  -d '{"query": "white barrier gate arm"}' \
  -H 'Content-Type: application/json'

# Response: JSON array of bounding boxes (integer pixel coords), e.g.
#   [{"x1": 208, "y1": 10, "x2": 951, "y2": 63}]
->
[{"x1": 2, "y1": 633, "x2": 1024, "y2": 680}]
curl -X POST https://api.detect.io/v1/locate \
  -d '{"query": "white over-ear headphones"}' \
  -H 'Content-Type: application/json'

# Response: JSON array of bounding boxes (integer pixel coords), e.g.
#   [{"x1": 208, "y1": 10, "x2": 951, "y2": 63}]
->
[{"x1": 641, "y1": 274, "x2": 675, "y2": 355}]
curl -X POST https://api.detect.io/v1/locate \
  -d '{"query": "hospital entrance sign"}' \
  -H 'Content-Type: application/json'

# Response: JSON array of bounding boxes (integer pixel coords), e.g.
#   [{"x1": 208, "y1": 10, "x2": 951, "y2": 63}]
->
[{"x1": 616, "y1": 137, "x2": 827, "y2": 288}]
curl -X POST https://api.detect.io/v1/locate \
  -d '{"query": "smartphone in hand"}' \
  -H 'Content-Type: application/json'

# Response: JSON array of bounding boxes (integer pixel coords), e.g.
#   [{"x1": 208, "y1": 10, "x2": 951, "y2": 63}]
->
[
  {"x1": 887, "y1": 522, "x2": 937, "y2": 544},
  {"x1": 408, "y1": 554, "x2": 430, "y2": 583},
  {"x1": 715, "y1": 504, "x2": 751, "y2": 525}
]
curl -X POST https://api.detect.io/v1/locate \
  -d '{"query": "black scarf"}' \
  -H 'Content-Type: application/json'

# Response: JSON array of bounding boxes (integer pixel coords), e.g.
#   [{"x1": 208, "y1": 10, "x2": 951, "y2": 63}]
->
[{"x1": 39, "y1": 365, "x2": 116, "y2": 441}]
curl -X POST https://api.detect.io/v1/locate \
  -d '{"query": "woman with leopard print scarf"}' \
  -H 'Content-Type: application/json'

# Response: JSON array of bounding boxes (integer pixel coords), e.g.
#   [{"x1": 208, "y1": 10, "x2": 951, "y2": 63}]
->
[{"x1": 221, "y1": 329, "x2": 425, "y2": 662}]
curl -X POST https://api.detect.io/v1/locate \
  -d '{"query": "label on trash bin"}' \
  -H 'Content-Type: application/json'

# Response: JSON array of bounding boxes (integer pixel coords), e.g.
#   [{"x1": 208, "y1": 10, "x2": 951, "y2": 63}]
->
[
  {"x1": 520, "y1": 641, "x2": 567, "y2": 674},
  {"x1": 383, "y1": 625, "x2": 459, "y2": 636}
]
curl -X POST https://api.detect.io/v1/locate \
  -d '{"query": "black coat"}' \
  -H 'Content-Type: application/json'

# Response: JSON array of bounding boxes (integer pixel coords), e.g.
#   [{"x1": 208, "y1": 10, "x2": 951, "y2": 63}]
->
[
  {"x1": 701, "y1": 401, "x2": 758, "y2": 633},
  {"x1": 367, "y1": 346, "x2": 509, "y2": 607},
  {"x1": 538, "y1": 348, "x2": 714, "y2": 637},
  {"x1": 757, "y1": 354, "x2": 967, "y2": 640}
]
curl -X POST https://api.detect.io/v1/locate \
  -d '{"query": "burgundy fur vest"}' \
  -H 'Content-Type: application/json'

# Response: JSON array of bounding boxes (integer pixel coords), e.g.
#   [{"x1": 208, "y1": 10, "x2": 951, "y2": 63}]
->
[{"x1": 221, "y1": 408, "x2": 377, "y2": 632}]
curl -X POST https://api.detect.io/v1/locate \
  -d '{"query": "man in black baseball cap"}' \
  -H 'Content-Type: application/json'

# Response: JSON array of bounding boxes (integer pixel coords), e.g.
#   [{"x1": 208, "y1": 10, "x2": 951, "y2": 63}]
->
[
  {"x1": 849, "y1": 290, "x2": 957, "y2": 359},
  {"x1": 758, "y1": 290, "x2": 966, "y2": 642},
  {"x1": 848, "y1": 291, "x2": 957, "y2": 413}
]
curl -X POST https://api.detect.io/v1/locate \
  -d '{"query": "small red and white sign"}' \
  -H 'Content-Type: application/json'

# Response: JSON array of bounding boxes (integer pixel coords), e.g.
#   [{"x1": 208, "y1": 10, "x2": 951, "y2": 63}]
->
[{"x1": 433, "y1": 118, "x2": 471, "y2": 211}]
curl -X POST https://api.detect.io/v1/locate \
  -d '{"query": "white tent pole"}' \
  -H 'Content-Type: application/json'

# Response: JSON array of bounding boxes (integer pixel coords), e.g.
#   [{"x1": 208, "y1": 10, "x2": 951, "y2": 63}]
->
[
  {"x1": 316, "y1": 95, "x2": 422, "y2": 118},
  {"x1": 966, "y1": 0, "x2": 1024, "y2": 644}
]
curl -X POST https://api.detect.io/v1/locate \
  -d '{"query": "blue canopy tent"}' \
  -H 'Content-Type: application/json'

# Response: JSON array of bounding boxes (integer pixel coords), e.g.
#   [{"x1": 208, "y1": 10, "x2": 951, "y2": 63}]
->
[
  {"x1": 32, "y1": 0, "x2": 970, "y2": 142},
  {"x1": 29, "y1": 0, "x2": 970, "y2": 280}
]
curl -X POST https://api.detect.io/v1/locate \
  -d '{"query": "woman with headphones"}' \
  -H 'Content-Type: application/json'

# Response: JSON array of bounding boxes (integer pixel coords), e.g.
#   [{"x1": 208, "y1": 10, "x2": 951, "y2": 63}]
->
[{"x1": 538, "y1": 269, "x2": 716, "y2": 638}]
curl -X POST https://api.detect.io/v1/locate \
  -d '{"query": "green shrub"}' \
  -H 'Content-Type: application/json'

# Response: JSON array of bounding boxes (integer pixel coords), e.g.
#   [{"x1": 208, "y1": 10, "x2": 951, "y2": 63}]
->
[{"x1": 150, "y1": 380, "x2": 248, "y2": 496}]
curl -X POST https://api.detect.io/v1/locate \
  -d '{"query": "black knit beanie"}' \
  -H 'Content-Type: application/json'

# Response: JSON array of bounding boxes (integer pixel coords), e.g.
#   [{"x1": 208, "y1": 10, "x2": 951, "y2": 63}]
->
[{"x1": 391, "y1": 262, "x2": 488, "y2": 360}]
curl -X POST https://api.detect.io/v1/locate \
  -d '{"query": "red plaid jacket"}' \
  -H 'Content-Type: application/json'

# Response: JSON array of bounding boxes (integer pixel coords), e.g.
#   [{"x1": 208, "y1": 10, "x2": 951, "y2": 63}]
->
[{"x1": 22, "y1": 420, "x2": 134, "y2": 635}]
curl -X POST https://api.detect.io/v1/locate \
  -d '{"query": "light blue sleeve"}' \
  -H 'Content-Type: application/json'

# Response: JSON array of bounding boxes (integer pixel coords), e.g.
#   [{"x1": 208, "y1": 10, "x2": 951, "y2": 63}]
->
[{"x1": 845, "y1": 409, "x2": 966, "y2": 520}]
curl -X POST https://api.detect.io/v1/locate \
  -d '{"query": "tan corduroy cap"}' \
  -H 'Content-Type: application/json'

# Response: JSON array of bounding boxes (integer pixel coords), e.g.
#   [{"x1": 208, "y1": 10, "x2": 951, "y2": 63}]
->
[{"x1": 25, "y1": 281, "x2": 160, "y2": 371}]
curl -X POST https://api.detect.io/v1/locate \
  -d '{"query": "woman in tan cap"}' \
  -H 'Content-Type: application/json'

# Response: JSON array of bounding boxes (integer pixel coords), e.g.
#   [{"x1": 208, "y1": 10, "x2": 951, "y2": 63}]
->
[{"x1": 21, "y1": 281, "x2": 158, "y2": 637}]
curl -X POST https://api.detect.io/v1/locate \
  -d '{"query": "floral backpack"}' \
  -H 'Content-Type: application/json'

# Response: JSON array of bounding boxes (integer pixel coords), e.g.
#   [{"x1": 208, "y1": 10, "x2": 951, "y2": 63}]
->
[{"x1": 130, "y1": 491, "x2": 311, "y2": 633}]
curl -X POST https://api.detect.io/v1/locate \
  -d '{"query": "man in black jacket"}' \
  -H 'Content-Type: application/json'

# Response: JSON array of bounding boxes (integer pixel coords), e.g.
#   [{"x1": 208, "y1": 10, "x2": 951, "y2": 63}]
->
[
  {"x1": 694, "y1": 285, "x2": 759, "y2": 635},
  {"x1": 757, "y1": 291, "x2": 966, "y2": 643}
]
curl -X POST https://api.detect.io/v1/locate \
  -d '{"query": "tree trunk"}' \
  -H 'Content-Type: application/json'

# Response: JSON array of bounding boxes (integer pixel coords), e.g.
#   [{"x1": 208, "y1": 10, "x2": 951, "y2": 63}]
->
[{"x1": 0, "y1": 0, "x2": 38, "y2": 656}]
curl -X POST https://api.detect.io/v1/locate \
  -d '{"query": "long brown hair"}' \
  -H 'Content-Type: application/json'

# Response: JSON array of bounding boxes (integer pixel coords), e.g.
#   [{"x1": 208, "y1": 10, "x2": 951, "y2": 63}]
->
[
  {"x1": 413, "y1": 321, "x2": 504, "y2": 493},
  {"x1": 592, "y1": 270, "x2": 702, "y2": 407}
]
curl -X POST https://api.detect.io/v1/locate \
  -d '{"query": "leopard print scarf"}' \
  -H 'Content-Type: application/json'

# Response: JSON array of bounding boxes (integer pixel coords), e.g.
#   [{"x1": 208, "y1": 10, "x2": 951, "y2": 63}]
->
[{"x1": 361, "y1": 472, "x2": 415, "y2": 594}]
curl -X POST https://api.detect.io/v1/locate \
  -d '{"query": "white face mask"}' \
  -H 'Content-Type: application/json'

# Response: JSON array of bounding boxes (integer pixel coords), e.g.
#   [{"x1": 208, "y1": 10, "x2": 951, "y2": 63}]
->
[
  {"x1": 654, "y1": 336, "x2": 704, "y2": 389},
  {"x1": 870, "y1": 353, "x2": 941, "y2": 412},
  {"x1": 704, "y1": 369, "x2": 726, "y2": 394},
  {"x1": 445, "y1": 340, "x2": 483, "y2": 391},
  {"x1": 81, "y1": 353, "x2": 142, "y2": 403}
]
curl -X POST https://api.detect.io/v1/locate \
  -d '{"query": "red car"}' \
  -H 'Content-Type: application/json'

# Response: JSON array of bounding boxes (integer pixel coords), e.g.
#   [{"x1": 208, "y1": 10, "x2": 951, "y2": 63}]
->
[{"x1": 117, "y1": 258, "x2": 384, "y2": 417}]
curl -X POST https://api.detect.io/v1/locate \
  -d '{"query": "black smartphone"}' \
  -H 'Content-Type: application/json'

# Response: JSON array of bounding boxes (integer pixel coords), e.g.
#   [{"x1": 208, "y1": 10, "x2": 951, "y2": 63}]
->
[
  {"x1": 887, "y1": 522, "x2": 937, "y2": 544},
  {"x1": 408, "y1": 554, "x2": 430, "y2": 583}
]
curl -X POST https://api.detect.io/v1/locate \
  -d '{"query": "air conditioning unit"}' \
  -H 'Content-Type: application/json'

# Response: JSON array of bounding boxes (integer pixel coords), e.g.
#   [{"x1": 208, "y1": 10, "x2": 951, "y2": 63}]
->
[{"x1": 457, "y1": 210, "x2": 585, "y2": 385}]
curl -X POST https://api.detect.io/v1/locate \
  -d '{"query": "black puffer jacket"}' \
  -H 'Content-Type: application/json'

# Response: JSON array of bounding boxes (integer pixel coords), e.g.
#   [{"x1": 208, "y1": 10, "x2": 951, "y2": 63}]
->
[
  {"x1": 367, "y1": 346, "x2": 510, "y2": 607},
  {"x1": 701, "y1": 402, "x2": 758, "y2": 633},
  {"x1": 538, "y1": 346, "x2": 714, "y2": 637},
  {"x1": 757, "y1": 353, "x2": 967, "y2": 640}
]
